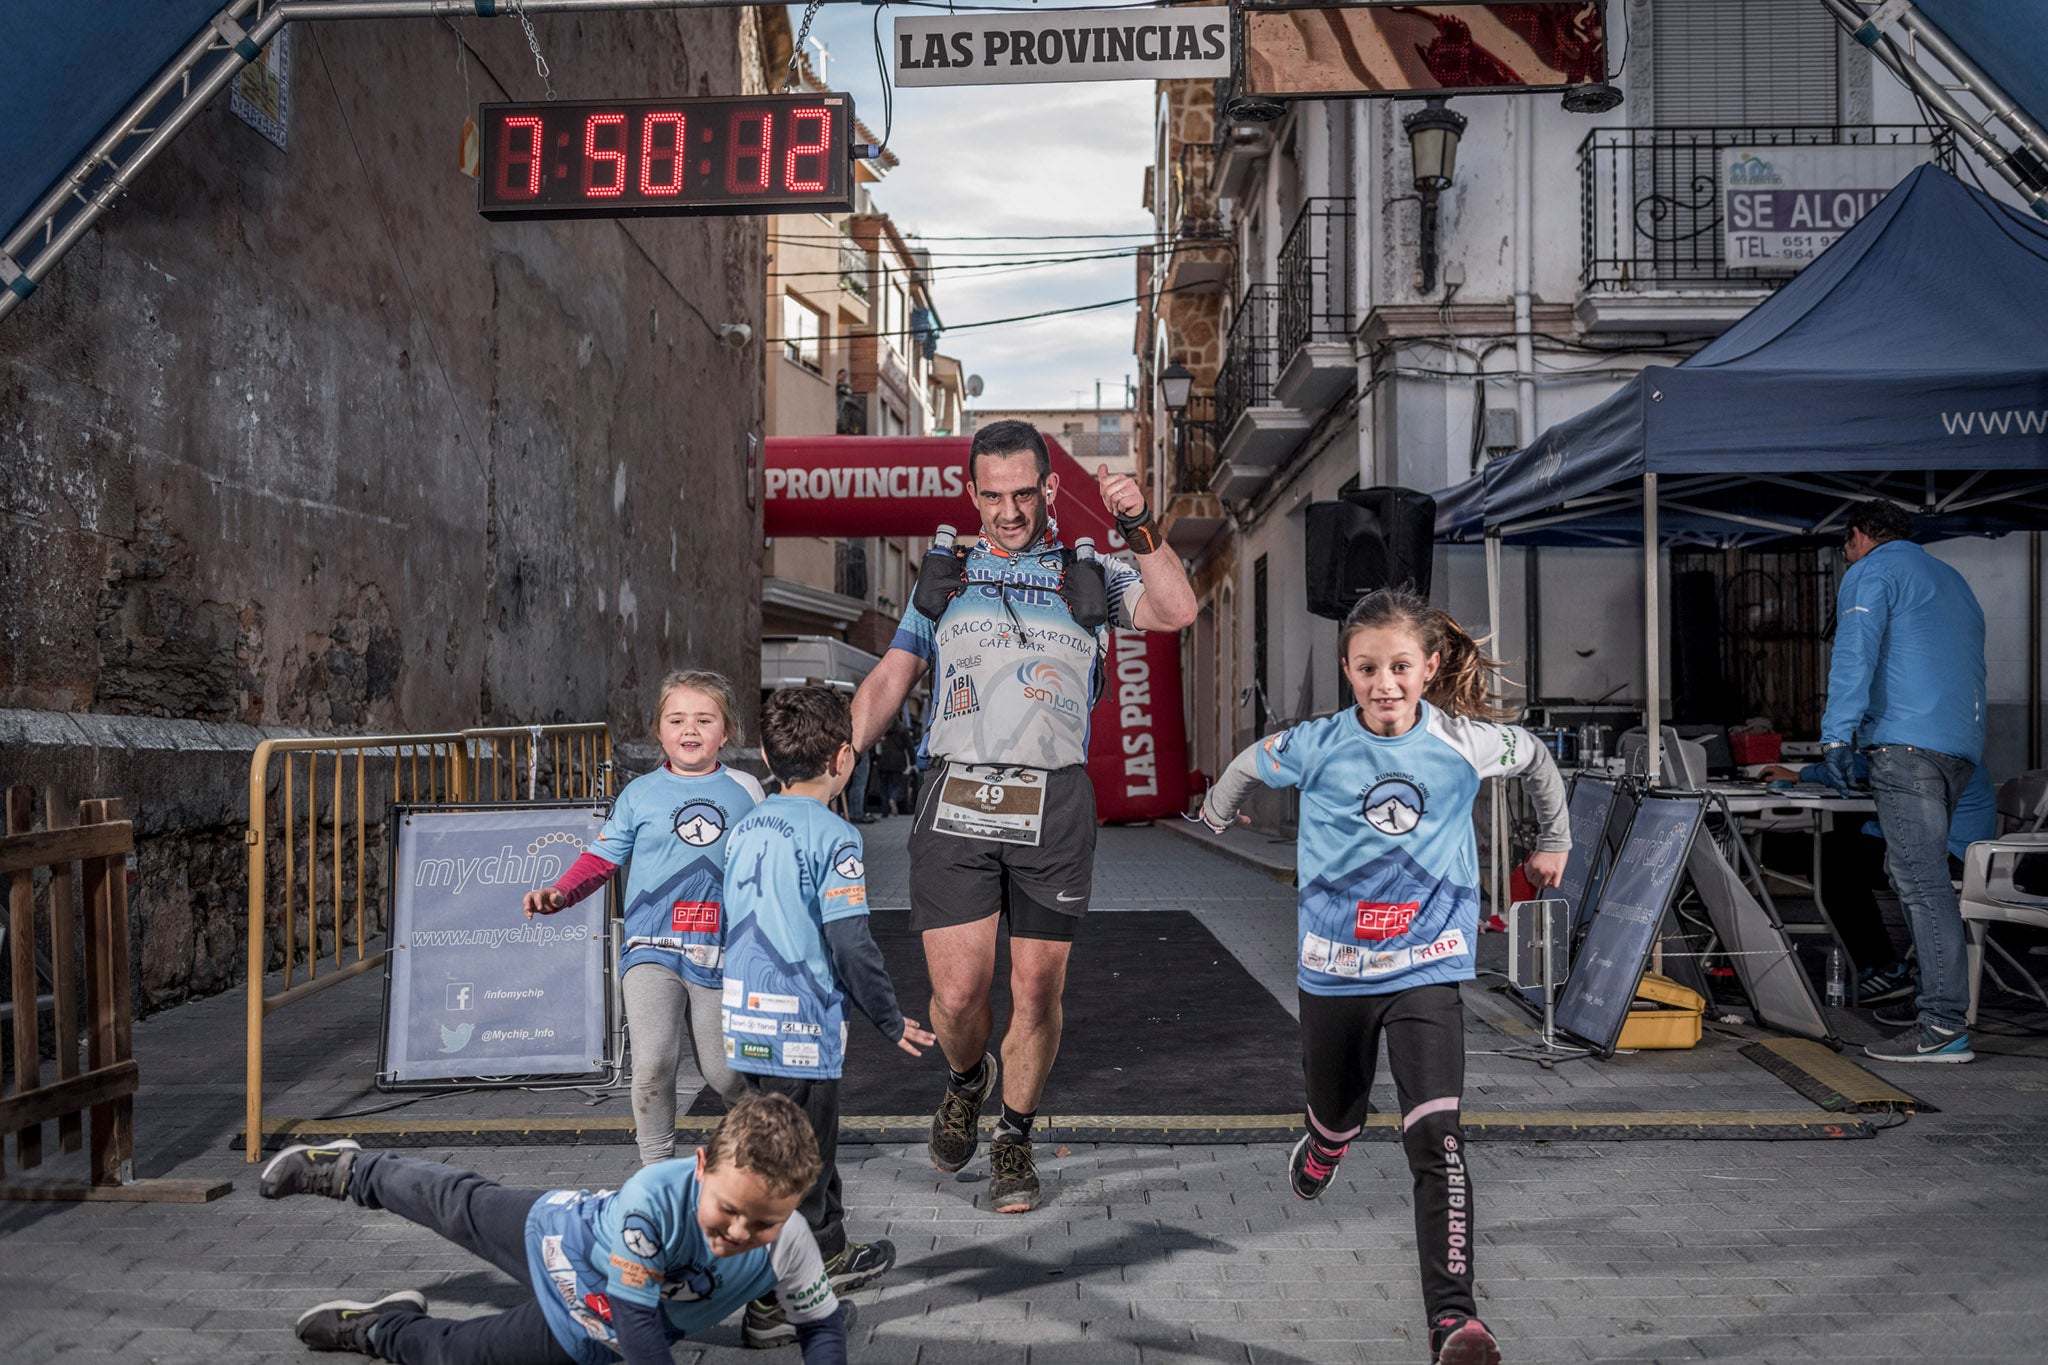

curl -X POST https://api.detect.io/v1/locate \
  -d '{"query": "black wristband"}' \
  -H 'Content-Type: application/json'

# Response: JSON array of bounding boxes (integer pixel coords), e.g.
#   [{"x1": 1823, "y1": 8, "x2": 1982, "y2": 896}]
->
[{"x1": 1116, "y1": 506, "x2": 1163, "y2": 555}]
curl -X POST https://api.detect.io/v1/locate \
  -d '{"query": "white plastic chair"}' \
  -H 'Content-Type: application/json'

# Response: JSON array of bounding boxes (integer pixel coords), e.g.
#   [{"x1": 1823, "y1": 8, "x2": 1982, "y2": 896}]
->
[{"x1": 1961, "y1": 828, "x2": 2048, "y2": 1024}]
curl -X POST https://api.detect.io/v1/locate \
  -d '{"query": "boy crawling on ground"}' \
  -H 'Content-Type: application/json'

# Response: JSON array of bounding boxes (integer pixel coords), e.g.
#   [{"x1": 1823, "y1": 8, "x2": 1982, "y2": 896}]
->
[{"x1": 260, "y1": 1091, "x2": 850, "y2": 1363}]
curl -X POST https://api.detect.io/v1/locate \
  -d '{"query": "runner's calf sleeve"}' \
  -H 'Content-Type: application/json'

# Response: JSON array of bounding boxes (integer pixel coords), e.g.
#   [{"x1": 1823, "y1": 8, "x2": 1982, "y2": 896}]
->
[
  {"x1": 912, "y1": 545, "x2": 969, "y2": 620},
  {"x1": 1400, "y1": 1104, "x2": 1478, "y2": 1322},
  {"x1": 1058, "y1": 556, "x2": 1111, "y2": 631}
]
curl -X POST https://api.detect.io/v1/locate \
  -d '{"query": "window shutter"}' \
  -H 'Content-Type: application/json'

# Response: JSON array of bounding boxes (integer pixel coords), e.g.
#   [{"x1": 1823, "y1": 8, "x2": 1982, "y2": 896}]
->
[{"x1": 1653, "y1": 0, "x2": 1841, "y2": 126}]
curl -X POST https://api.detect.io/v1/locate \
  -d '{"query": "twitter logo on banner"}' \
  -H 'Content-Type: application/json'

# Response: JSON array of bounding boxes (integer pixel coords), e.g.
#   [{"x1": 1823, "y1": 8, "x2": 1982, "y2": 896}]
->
[{"x1": 440, "y1": 1022, "x2": 474, "y2": 1054}]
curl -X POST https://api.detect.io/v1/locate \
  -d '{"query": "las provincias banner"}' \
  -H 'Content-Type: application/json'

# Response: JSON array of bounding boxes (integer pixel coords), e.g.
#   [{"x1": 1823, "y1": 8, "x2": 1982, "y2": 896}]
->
[{"x1": 764, "y1": 436, "x2": 1188, "y2": 821}]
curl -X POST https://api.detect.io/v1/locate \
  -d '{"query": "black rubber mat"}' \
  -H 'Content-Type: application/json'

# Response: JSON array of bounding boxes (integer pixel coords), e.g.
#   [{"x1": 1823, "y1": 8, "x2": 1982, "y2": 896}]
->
[{"x1": 718, "y1": 909, "x2": 1308, "y2": 1118}]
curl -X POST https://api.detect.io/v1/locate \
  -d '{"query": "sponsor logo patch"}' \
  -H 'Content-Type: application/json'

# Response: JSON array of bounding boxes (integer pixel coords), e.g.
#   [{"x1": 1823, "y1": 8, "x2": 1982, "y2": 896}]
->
[
  {"x1": 748, "y1": 992, "x2": 800, "y2": 1014},
  {"x1": 782, "y1": 1040, "x2": 821, "y2": 1067},
  {"x1": 781, "y1": 1020, "x2": 822, "y2": 1036},
  {"x1": 722, "y1": 978, "x2": 745, "y2": 1008},
  {"x1": 610, "y1": 1254, "x2": 656, "y2": 1289},
  {"x1": 1354, "y1": 900, "x2": 1419, "y2": 941},
  {"x1": 823, "y1": 884, "x2": 867, "y2": 907},
  {"x1": 727, "y1": 1014, "x2": 776, "y2": 1036},
  {"x1": 739, "y1": 1041, "x2": 773, "y2": 1060},
  {"x1": 671, "y1": 900, "x2": 720, "y2": 933}
]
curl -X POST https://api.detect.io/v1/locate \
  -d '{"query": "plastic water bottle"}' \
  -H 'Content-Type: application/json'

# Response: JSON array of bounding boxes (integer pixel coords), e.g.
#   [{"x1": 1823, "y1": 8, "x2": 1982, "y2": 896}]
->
[
  {"x1": 1826, "y1": 944, "x2": 1846, "y2": 1008},
  {"x1": 1074, "y1": 536, "x2": 1097, "y2": 562},
  {"x1": 932, "y1": 524, "x2": 957, "y2": 552}
]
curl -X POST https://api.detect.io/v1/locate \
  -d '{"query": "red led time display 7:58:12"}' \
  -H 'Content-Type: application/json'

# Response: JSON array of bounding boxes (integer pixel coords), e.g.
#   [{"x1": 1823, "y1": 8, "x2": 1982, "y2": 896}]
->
[{"x1": 477, "y1": 94, "x2": 854, "y2": 221}]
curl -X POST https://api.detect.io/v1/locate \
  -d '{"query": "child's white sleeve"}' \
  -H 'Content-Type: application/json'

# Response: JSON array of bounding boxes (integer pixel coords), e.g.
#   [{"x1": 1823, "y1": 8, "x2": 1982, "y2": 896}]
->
[
  {"x1": 770, "y1": 1218, "x2": 840, "y2": 1324},
  {"x1": 1441, "y1": 719, "x2": 1570, "y2": 853}
]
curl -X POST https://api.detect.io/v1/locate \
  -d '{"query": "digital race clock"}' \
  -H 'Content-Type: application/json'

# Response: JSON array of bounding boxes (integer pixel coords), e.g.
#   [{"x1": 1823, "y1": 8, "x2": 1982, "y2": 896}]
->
[{"x1": 478, "y1": 94, "x2": 855, "y2": 221}]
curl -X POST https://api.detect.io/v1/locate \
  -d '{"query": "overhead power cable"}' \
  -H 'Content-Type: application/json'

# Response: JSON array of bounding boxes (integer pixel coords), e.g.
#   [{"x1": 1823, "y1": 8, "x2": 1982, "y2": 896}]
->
[{"x1": 762, "y1": 280, "x2": 1210, "y2": 345}]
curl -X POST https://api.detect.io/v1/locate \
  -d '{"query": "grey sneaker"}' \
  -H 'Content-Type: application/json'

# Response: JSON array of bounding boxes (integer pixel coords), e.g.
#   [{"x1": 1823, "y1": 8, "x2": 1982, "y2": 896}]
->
[
  {"x1": 1865, "y1": 1022, "x2": 1975, "y2": 1064},
  {"x1": 262, "y1": 1139, "x2": 362, "y2": 1201},
  {"x1": 294, "y1": 1290, "x2": 426, "y2": 1353},
  {"x1": 743, "y1": 1294, "x2": 857, "y2": 1348},
  {"x1": 824, "y1": 1239, "x2": 896, "y2": 1294},
  {"x1": 988, "y1": 1134, "x2": 1042, "y2": 1213},
  {"x1": 928, "y1": 1053, "x2": 997, "y2": 1173}
]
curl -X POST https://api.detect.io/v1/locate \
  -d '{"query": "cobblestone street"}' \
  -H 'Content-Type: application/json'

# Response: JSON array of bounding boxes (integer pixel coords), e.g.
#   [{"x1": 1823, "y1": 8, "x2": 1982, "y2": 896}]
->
[{"x1": 4, "y1": 818, "x2": 2047, "y2": 1364}]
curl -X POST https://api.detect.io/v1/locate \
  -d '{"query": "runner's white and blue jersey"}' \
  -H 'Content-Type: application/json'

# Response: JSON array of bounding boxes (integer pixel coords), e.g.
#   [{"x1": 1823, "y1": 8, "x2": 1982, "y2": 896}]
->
[
  {"x1": 1226, "y1": 702, "x2": 1567, "y2": 996},
  {"x1": 888, "y1": 530, "x2": 1144, "y2": 770},
  {"x1": 719, "y1": 795, "x2": 869, "y2": 1079},
  {"x1": 592, "y1": 765, "x2": 763, "y2": 987},
  {"x1": 524, "y1": 1155, "x2": 835, "y2": 1364}
]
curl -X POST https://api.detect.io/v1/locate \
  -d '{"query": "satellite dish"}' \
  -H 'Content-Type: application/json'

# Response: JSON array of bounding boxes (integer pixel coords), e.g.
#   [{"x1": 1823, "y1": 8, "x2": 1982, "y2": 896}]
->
[{"x1": 966, "y1": 374, "x2": 984, "y2": 398}]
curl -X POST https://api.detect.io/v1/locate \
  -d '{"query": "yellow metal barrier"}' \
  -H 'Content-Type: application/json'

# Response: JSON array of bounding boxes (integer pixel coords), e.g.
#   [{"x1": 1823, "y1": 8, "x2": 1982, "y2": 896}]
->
[{"x1": 244, "y1": 724, "x2": 611, "y2": 1159}]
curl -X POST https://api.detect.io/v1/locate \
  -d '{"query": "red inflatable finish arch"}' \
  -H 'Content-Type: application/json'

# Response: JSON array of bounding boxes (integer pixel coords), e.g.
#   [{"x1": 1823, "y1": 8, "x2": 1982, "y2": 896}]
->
[{"x1": 765, "y1": 436, "x2": 1188, "y2": 823}]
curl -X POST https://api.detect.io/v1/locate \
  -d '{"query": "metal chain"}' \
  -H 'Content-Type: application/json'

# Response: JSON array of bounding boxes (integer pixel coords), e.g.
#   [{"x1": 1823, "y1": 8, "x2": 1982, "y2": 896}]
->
[
  {"x1": 511, "y1": 0, "x2": 557, "y2": 101},
  {"x1": 786, "y1": 0, "x2": 824, "y2": 92}
]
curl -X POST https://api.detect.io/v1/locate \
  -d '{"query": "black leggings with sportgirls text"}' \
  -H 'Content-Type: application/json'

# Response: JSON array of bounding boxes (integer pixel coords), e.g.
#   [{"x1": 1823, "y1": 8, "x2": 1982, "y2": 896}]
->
[{"x1": 1298, "y1": 983, "x2": 1474, "y2": 1323}]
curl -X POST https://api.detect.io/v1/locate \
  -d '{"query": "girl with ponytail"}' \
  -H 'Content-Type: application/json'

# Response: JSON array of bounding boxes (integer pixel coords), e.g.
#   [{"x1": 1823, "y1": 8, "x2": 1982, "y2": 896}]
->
[{"x1": 1193, "y1": 587, "x2": 1570, "y2": 1365}]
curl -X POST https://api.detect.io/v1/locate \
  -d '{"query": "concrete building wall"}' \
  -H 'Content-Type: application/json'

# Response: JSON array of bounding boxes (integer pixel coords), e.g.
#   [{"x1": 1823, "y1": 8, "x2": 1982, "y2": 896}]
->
[{"x1": 0, "y1": 11, "x2": 771, "y2": 1012}]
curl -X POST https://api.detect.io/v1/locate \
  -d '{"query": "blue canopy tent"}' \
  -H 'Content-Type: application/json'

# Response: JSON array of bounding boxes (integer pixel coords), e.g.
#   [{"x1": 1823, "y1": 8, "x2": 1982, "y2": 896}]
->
[{"x1": 1434, "y1": 165, "x2": 2048, "y2": 776}]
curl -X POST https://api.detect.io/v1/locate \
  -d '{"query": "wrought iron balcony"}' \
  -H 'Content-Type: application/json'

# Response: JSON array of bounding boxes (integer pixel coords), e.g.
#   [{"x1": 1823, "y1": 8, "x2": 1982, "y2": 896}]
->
[
  {"x1": 1173, "y1": 143, "x2": 1224, "y2": 241},
  {"x1": 838, "y1": 235, "x2": 871, "y2": 301},
  {"x1": 1277, "y1": 198, "x2": 1354, "y2": 360},
  {"x1": 1577, "y1": 125, "x2": 1948, "y2": 292},
  {"x1": 1216, "y1": 283, "x2": 1281, "y2": 440},
  {"x1": 1172, "y1": 394, "x2": 1219, "y2": 496}
]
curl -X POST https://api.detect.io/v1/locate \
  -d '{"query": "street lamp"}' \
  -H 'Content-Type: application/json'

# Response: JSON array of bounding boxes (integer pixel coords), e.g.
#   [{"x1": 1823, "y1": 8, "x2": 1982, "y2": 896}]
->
[
  {"x1": 1402, "y1": 97, "x2": 1467, "y2": 295},
  {"x1": 1159, "y1": 359, "x2": 1194, "y2": 414}
]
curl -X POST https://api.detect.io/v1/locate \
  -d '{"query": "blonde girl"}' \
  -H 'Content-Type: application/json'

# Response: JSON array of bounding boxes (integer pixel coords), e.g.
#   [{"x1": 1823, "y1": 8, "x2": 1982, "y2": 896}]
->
[{"x1": 526, "y1": 671, "x2": 761, "y2": 1164}]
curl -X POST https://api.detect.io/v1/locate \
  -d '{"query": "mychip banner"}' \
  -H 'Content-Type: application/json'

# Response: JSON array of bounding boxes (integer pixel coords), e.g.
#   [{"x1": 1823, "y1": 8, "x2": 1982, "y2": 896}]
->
[
  {"x1": 380, "y1": 803, "x2": 612, "y2": 1087},
  {"x1": 892, "y1": 7, "x2": 1230, "y2": 87}
]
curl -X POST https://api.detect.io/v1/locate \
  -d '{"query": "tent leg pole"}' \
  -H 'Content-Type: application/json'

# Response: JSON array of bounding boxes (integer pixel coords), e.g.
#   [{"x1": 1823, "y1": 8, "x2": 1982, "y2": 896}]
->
[
  {"x1": 1645, "y1": 472, "x2": 1661, "y2": 784},
  {"x1": 2032, "y1": 532, "x2": 2042, "y2": 771},
  {"x1": 1487, "y1": 532, "x2": 1506, "y2": 918}
]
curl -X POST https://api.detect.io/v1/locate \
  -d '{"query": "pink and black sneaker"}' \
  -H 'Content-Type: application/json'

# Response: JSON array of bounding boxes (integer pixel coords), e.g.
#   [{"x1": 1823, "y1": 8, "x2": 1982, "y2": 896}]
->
[
  {"x1": 1430, "y1": 1314, "x2": 1501, "y2": 1365},
  {"x1": 1286, "y1": 1132, "x2": 1346, "y2": 1201}
]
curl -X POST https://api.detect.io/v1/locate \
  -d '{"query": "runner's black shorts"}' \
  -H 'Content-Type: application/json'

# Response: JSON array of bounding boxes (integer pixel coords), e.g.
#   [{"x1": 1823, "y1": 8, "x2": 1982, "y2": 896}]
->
[{"x1": 907, "y1": 763, "x2": 1096, "y2": 941}]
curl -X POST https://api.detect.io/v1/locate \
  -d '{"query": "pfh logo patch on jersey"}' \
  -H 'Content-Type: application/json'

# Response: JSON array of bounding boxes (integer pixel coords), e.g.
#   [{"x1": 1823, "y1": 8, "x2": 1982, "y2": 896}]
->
[
  {"x1": 673, "y1": 800, "x2": 727, "y2": 847},
  {"x1": 1355, "y1": 900, "x2": 1419, "y2": 941},
  {"x1": 1361, "y1": 778, "x2": 1426, "y2": 836}
]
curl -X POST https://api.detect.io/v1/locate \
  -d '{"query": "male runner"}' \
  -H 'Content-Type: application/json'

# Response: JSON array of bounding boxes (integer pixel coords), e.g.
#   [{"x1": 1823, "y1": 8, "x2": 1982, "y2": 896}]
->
[{"x1": 850, "y1": 419, "x2": 1197, "y2": 1211}]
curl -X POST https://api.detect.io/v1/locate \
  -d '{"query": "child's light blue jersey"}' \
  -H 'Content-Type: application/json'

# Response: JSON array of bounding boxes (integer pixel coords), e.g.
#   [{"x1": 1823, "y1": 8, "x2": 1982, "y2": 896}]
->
[
  {"x1": 1253, "y1": 703, "x2": 1555, "y2": 996},
  {"x1": 592, "y1": 765, "x2": 764, "y2": 987},
  {"x1": 523, "y1": 1155, "x2": 835, "y2": 1364},
  {"x1": 719, "y1": 795, "x2": 869, "y2": 1079},
  {"x1": 888, "y1": 530, "x2": 1145, "y2": 770}
]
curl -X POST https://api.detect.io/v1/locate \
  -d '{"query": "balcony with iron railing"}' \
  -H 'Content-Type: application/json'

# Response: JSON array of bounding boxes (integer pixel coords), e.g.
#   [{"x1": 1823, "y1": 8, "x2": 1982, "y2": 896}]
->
[
  {"x1": 1576, "y1": 124, "x2": 1947, "y2": 331},
  {"x1": 1165, "y1": 142, "x2": 1231, "y2": 294},
  {"x1": 838, "y1": 235, "x2": 871, "y2": 301},
  {"x1": 1275, "y1": 197, "x2": 1356, "y2": 412},
  {"x1": 1211, "y1": 78, "x2": 1271, "y2": 198},
  {"x1": 1213, "y1": 283, "x2": 1310, "y2": 497},
  {"x1": 1165, "y1": 392, "x2": 1227, "y2": 553}
]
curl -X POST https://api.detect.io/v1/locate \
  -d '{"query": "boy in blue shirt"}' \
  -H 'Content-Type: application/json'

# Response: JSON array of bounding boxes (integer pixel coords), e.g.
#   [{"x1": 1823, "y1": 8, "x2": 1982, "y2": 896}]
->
[
  {"x1": 722, "y1": 686, "x2": 936, "y2": 1347},
  {"x1": 260, "y1": 1092, "x2": 850, "y2": 1365}
]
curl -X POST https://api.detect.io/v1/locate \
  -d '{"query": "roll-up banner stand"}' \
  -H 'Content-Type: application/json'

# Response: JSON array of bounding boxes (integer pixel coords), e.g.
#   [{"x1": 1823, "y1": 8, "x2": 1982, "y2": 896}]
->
[{"x1": 379, "y1": 802, "x2": 618, "y2": 1090}]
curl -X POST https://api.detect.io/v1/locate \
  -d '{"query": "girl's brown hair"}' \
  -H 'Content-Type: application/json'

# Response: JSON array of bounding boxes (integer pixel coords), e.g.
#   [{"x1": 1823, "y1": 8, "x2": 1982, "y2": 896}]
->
[
  {"x1": 651, "y1": 669, "x2": 744, "y2": 747},
  {"x1": 1339, "y1": 588, "x2": 1516, "y2": 722}
]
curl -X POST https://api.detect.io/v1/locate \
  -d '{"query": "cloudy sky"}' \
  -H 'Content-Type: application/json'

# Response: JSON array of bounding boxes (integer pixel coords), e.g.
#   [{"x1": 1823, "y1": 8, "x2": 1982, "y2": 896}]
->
[{"x1": 791, "y1": 2, "x2": 1156, "y2": 408}]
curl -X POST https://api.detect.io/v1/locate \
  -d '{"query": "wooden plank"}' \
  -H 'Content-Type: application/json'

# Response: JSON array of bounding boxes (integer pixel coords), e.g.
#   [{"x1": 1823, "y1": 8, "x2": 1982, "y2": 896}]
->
[
  {"x1": 43, "y1": 786, "x2": 80, "y2": 1155},
  {"x1": 0, "y1": 1060, "x2": 137, "y2": 1133},
  {"x1": 0, "y1": 821, "x2": 133, "y2": 876},
  {"x1": 80, "y1": 799, "x2": 119, "y2": 1186},
  {"x1": 0, "y1": 1175, "x2": 232, "y2": 1204},
  {"x1": 7, "y1": 787, "x2": 41, "y2": 1171},
  {"x1": 99, "y1": 798, "x2": 135, "y2": 1181}
]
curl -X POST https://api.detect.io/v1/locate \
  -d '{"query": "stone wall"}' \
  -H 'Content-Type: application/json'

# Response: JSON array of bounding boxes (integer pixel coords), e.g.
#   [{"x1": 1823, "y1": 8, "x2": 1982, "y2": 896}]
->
[{"x1": 0, "y1": 11, "x2": 775, "y2": 1015}]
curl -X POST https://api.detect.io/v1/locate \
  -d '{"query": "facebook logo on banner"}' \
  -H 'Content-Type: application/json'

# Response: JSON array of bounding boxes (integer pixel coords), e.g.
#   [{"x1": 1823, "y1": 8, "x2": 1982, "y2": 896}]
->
[{"x1": 446, "y1": 982, "x2": 474, "y2": 1011}]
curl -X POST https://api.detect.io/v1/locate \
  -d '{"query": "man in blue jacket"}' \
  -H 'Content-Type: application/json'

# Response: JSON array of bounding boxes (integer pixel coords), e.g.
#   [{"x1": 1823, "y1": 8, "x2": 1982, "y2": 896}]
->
[{"x1": 1820, "y1": 501, "x2": 1986, "y2": 1063}]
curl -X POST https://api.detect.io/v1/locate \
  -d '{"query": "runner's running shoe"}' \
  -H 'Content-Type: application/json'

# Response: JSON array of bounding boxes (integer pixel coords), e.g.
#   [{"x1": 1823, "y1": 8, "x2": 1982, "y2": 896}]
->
[
  {"x1": 1430, "y1": 1314, "x2": 1502, "y2": 1365},
  {"x1": 928, "y1": 1052, "x2": 998, "y2": 1173},
  {"x1": 825, "y1": 1240, "x2": 896, "y2": 1294},
  {"x1": 1856, "y1": 962, "x2": 1916, "y2": 1006},
  {"x1": 294, "y1": 1290, "x2": 426, "y2": 1354},
  {"x1": 743, "y1": 1293, "x2": 858, "y2": 1348},
  {"x1": 988, "y1": 1134, "x2": 1042, "y2": 1213},
  {"x1": 261, "y1": 1138, "x2": 361, "y2": 1201},
  {"x1": 1287, "y1": 1132, "x2": 1347, "y2": 1201},
  {"x1": 1865, "y1": 1022, "x2": 1975, "y2": 1063}
]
